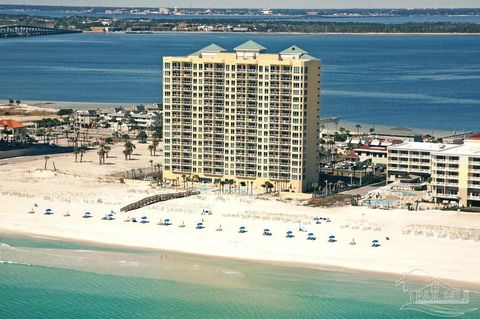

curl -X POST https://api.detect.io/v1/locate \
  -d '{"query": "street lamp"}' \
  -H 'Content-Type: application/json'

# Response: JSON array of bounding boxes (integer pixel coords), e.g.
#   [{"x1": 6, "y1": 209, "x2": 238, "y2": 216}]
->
[
  {"x1": 325, "y1": 180, "x2": 328, "y2": 196},
  {"x1": 312, "y1": 182, "x2": 318, "y2": 197}
]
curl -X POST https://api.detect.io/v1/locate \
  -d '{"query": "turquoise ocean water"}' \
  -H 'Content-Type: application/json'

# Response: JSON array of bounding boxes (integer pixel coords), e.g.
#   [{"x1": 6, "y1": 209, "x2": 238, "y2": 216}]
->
[{"x1": 1, "y1": 234, "x2": 478, "y2": 318}]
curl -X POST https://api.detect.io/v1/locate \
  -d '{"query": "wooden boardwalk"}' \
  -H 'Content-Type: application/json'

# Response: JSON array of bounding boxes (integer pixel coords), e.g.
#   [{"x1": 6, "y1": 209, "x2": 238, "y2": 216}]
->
[{"x1": 120, "y1": 190, "x2": 200, "y2": 212}]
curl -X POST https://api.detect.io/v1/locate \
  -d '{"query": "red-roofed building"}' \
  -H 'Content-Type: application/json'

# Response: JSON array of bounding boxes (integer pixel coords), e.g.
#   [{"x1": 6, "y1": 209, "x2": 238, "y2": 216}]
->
[
  {"x1": 466, "y1": 132, "x2": 480, "y2": 142},
  {"x1": 354, "y1": 138, "x2": 404, "y2": 165},
  {"x1": 344, "y1": 151, "x2": 360, "y2": 163},
  {"x1": 353, "y1": 144, "x2": 388, "y2": 165},
  {"x1": 0, "y1": 119, "x2": 25, "y2": 142}
]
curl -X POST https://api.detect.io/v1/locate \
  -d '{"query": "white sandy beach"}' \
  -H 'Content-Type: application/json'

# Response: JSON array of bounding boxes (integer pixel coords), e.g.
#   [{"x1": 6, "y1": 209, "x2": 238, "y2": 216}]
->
[{"x1": 1, "y1": 142, "x2": 479, "y2": 285}]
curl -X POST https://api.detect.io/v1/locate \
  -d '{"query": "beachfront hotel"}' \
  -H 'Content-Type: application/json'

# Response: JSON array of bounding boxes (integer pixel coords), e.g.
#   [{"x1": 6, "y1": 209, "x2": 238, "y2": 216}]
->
[
  {"x1": 387, "y1": 134, "x2": 480, "y2": 207},
  {"x1": 162, "y1": 41, "x2": 321, "y2": 192}
]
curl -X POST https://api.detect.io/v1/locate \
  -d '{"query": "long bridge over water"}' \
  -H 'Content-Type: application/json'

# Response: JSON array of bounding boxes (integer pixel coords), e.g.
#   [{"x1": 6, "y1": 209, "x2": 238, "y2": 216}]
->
[{"x1": 0, "y1": 25, "x2": 82, "y2": 38}]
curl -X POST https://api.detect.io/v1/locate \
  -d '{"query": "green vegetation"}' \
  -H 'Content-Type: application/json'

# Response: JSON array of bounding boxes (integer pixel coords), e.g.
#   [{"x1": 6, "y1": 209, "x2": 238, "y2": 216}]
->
[
  {"x1": 136, "y1": 130, "x2": 147, "y2": 143},
  {"x1": 35, "y1": 118, "x2": 62, "y2": 128},
  {"x1": 123, "y1": 141, "x2": 136, "y2": 160},
  {"x1": 2, "y1": 13, "x2": 480, "y2": 34},
  {"x1": 57, "y1": 108, "x2": 74, "y2": 116}
]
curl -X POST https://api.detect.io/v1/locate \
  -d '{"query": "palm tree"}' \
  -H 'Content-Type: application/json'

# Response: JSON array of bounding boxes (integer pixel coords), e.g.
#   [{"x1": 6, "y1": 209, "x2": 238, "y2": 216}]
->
[
  {"x1": 152, "y1": 139, "x2": 159, "y2": 156},
  {"x1": 97, "y1": 149, "x2": 105, "y2": 165},
  {"x1": 264, "y1": 181, "x2": 274, "y2": 193},
  {"x1": 36, "y1": 128, "x2": 45, "y2": 144},
  {"x1": 123, "y1": 141, "x2": 136, "y2": 160},
  {"x1": 98, "y1": 143, "x2": 108, "y2": 163},
  {"x1": 355, "y1": 124, "x2": 361, "y2": 134},
  {"x1": 136, "y1": 130, "x2": 148, "y2": 143},
  {"x1": 148, "y1": 144, "x2": 155, "y2": 156},
  {"x1": 181, "y1": 174, "x2": 187, "y2": 188},
  {"x1": 227, "y1": 179, "x2": 234, "y2": 193},
  {"x1": 43, "y1": 156, "x2": 50, "y2": 170},
  {"x1": 103, "y1": 145, "x2": 111, "y2": 158},
  {"x1": 219, "y1": 180, "x2": 225, "y2": 193},
  {"x1": 79, "y1": 148, "x2": 85, "y2": 163}
]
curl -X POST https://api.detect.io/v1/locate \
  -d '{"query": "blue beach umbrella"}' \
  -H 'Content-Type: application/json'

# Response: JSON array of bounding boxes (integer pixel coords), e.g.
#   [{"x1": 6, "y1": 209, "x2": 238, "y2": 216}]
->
[
  {"x1": 240, "y1": 226, "x2": 246, "y2": 230},
  {"x1": 329, "y1": 235, "x2": 335, "y2": 239},
  {"x1": 141, "y1": 216, "x2": 147, "y2": 219},
  {"x1": 308, "y1": 233, "x2": 315, "y2": 236}
]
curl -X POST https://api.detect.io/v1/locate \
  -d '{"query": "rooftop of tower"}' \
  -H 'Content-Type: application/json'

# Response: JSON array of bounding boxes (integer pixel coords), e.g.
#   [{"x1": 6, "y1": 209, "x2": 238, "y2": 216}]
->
[{"x1": 186, "y1": 40, "x2": 318, "y2": 60}]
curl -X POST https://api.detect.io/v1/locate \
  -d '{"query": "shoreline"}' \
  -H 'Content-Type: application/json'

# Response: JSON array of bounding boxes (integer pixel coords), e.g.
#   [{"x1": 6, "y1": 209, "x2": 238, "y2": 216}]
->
[
  {"x1": 86, "y1": 31, "x2": 480, "y2": 36},
  {"x1": 0, "y1": 99, "x2": 462, "y2": 136},
  {"x1": 2, "y1": 228, "x2": 479, "y2": 290},
  {"x1": 1, "y1": 110, "x2": 479, "y2": 290}
]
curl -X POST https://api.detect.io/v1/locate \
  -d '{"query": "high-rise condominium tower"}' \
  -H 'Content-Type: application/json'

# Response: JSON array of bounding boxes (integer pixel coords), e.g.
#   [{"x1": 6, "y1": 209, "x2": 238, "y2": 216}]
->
[{"x1": 162, "y1": 40, "x2": 320, "y2": 193}]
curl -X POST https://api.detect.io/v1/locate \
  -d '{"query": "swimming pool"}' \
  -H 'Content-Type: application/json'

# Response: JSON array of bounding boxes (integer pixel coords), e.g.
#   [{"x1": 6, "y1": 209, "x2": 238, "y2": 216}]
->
[{"x1": 363, "y1": 199, "x2": 391, "y2": 207}]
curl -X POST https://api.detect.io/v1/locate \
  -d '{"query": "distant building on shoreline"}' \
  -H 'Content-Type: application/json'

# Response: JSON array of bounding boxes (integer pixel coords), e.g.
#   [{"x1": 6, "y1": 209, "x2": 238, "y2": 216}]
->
[
  {"x1": 387, "y1": 134, "x2": 480, "y2": 207},
  {"x1": 162, "y1": 41, "x2": 321, "y2": 192},
  {"x1": 0, "y1": 119, "x2": 25, "y2": 143}
]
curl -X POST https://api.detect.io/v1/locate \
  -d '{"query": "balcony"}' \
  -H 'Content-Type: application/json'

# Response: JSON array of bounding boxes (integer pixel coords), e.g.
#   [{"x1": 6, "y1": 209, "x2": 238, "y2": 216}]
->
[
  {"x1": 434, "y1": 193, "x2": 459, "y2": 199},
  {"x1": 433, "y1": 182, "x2": 459, "y2": 187}
]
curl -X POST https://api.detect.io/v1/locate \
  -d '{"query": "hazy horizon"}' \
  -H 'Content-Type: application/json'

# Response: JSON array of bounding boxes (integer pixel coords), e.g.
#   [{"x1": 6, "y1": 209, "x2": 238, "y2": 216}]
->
[{"x1": 2, "y1": 1, "x2": 480, "y2": 9}]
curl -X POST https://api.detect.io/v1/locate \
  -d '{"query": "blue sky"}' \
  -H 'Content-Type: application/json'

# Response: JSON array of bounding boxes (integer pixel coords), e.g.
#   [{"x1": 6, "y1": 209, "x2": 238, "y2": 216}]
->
[{"x1": 3, "y1": 1, "x2": 480, "y2": 9}]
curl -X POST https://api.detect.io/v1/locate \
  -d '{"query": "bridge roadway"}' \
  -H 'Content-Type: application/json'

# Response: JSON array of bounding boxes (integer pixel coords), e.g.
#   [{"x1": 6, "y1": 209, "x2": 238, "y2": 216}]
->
[{"x1": 0, "y1": 25, "x2": 82, "y2": 38}]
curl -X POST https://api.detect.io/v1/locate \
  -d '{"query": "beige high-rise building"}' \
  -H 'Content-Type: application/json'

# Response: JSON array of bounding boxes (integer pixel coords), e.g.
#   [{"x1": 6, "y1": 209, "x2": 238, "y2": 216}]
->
[{"x1": 162, "y1": 41, "x2": 321, "y2": 193}]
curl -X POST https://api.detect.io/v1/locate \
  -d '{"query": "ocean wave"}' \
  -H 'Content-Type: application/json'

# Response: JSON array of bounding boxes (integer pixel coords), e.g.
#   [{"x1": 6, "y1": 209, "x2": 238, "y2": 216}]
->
[
  {"x1": 222, "y1": 270, "x2": 245, "y2": 277},
  {"x1": 0, "y1": 260, "x2": 32, "y2": 266},
  {"x1": 118, "y1": 260, "x2": 140, "y2": 266},
  {"x1": 0, "y1": 242, "x2": 15, "y2": 249}
]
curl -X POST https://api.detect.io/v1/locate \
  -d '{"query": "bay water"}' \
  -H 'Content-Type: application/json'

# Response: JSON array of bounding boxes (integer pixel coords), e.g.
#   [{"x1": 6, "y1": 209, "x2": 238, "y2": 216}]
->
[{"x1": 0, "y1": 33, "x2": 479, "y2": 131}]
